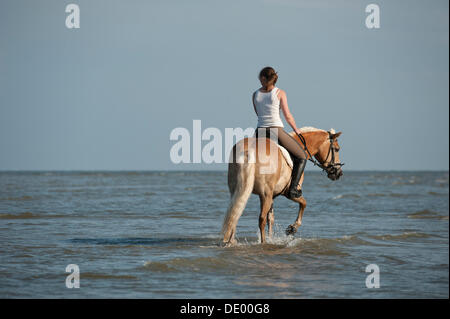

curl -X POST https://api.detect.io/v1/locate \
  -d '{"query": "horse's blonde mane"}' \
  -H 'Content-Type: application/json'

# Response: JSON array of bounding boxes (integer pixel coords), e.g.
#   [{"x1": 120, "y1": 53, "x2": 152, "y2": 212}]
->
[
  {"x1": 298, "y1": 126, "x2": 325, "y2": 133},
  {"x1": 288, "y1": 127, "x2": 336, "y2": 138}
]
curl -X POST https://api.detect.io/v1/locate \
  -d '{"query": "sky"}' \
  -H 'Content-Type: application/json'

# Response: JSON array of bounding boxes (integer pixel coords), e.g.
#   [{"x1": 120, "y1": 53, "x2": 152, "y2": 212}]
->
[{"x1": 0, "y1": 0, "x2": 448, "y2": 171}]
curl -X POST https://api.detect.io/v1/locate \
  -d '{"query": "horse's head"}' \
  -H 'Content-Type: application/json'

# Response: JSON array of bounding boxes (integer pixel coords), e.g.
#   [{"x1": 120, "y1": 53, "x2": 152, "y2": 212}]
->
[{"x1": 314, "y1": 130, "x2": 343, "y2": 181}]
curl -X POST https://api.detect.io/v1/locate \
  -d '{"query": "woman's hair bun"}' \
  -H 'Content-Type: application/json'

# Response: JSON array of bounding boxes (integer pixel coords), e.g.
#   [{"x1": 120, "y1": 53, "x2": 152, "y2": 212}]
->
[{"x1": 259, "y1": 66, "x2": 278, "y2": 85}]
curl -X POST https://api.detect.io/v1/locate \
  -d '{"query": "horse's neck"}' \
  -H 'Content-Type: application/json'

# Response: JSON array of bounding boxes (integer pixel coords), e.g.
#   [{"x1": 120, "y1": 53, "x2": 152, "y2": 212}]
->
[{"x1": 299, "y1": 131, "x2": 328, "y2": 156}]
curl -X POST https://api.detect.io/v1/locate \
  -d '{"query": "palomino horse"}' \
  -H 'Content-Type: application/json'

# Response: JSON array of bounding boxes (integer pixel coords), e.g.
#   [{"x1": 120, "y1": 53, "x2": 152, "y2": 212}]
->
[{"x1": 222, "y1": 127, "x2": 343, "y2": 245}]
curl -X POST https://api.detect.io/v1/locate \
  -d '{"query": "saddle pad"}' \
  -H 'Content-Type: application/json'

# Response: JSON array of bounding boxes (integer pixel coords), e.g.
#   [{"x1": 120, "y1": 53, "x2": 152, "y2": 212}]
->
[{"x1": 278, "y1": 145, "x2": 293, "y2": 168}]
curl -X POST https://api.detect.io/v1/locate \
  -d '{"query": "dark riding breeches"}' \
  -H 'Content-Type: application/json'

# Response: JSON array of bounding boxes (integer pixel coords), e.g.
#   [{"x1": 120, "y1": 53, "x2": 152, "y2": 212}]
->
[{"x1": 254, "y1": 127, "x2": 307, "y2": 160}]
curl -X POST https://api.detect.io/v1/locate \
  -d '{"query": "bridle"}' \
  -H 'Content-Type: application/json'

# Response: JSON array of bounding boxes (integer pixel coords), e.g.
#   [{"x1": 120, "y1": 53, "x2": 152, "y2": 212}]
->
[{"x1": 296, "y1": 131, "x2": 344, "y2": 175}]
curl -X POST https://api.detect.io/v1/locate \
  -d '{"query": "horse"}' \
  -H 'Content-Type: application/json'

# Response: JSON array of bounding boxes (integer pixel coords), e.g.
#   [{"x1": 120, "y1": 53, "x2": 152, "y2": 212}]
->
[{"x1": 221, "y1": 127, "x2": 343, "y2": 245}]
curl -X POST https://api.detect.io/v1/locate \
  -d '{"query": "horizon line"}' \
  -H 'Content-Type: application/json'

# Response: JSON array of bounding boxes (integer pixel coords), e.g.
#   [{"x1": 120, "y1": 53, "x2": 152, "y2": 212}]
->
[{"x1": 0, "y1": 169, "x2": 448, "y2": 173}]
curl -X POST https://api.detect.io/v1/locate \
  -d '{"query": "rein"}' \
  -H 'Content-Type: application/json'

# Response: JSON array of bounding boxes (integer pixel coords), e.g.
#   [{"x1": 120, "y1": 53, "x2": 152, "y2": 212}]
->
[{"x1": 296, "y1": 131, "x2": 344, "y2": 174}]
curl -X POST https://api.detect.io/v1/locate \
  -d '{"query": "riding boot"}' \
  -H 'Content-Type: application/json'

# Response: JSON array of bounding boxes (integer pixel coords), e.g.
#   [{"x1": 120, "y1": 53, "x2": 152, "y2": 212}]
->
[{"x1": 287, "y1": 157, "x2": 307, "y2": 199}]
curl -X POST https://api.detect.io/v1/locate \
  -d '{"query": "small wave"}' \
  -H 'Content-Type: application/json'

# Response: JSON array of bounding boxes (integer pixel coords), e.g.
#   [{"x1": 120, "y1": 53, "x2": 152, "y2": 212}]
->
[
  {"x1": 367, "y1": 193, "x2": 387, "y2": 197},
  {"x1": 381, "y1": 255, "x2": 407, "y2": 265},
  {"x1": 49, "y1": 188, "x2": 86, "y2": 193},
  {"x1": 0, "y1": 212, "x2": 36, "y2": 219},
  {"x1": 300, "y1": 235, "x2": 367, "y2": 245},
  {"x1": 0, "y1": 212, "x2": 67, "y2": 219},
  {"x1": 200, "y1": 234, "x2": 221, "y2": 239},
  {"x1": 0, "y1": 195, "x2": 33, "y2": 201},
  {"x1": 125, "y1": 172, "x2": 139, "y2": 176},
  {"x1": 435, "y1": 178, "x2": 449, "y2": 184},
  {"x1": 427, "y1": 191, "x2": 448, "y2": 196},
  {"x1": 368, "y1": 232, "x2": 431, "y2": 241},
  {"x1": 332, "y1": 194, "x2": 360, "y2": 200},
  {"x1": 159, "y1": 211, "x2": 201, "y2": 219},
  {"x1": 392, "y1": 177, "x2": 420, "y2": 185},
  {"x1": 142, "y1": 256, "x2": 230, "y2": 273},
  {"x1": 408, "y1": 210, "x2": 448, "y2": 220},
  {"x1": 142, "y1": 261, "x2": 176, "y2": 272},
  {"x1": 369, "y1": 193, "x2": 410, "y2": 198},
  {"x1": 233, "y1": 280, "x2": 290, "y2": 289},
  {"x1": 144, "y1": 192, "x2": 156, "y2": 196},
  {"x1": 81, "y1": 272, "x2": 138, "y2": 280},
  {"x1": 388, "y1": 193, "x2": 414, "y2": 198},
  {"x1": 69, "y1": 237, "x2": 210, "y2": 247}
]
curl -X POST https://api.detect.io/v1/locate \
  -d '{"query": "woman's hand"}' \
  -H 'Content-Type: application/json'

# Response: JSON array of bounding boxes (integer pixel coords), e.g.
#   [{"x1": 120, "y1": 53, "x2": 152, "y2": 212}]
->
[{"x1": 294, "y1": 128, "x2": 302, "y2": 136}]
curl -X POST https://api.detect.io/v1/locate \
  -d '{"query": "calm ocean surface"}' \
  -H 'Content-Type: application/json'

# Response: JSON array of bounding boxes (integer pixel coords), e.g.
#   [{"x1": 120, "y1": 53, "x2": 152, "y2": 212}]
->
[{"x1": 0, "y1": 171, "x2": 448, "y2": 298}]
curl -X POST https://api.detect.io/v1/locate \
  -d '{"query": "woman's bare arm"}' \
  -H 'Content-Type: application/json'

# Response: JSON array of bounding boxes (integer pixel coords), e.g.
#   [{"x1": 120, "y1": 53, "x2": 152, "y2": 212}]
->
[{"x1": 279, "y1": 89, "x2": 301, "y2": 134}]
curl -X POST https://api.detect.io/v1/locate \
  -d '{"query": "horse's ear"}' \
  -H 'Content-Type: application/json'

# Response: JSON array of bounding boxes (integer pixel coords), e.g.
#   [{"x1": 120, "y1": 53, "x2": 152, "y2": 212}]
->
[{"x1": 332, "y1": 131, "x2": 342, "y2": 139}]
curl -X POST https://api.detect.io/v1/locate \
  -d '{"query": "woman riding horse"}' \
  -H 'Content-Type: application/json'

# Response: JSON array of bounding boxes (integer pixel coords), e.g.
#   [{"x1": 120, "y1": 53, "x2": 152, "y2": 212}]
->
[
  {"x1": 253, "y1": 66, "x2": 307, "y2": 199},
  {"x1": 221, "y1": 67, "x2": 343, "y2": 245}
]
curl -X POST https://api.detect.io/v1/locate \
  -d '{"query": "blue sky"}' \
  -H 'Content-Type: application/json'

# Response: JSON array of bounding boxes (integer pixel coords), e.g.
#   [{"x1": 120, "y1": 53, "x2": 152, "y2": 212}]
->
[{"x1": 0, "y1": 0, "x2": 448, "y2": 170}]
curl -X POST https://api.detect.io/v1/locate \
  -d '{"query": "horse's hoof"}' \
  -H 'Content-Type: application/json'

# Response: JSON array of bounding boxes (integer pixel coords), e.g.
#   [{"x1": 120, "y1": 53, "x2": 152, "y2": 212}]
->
[
  {"x1": 221, "y1": 239, "x2": 237, "y2": 247},
  {"x1": 285, "y1": 225, "x2": 297, "y2": 236},
  {"x1": 220, "y1": 241, "x2": 231, "y2": 248}
]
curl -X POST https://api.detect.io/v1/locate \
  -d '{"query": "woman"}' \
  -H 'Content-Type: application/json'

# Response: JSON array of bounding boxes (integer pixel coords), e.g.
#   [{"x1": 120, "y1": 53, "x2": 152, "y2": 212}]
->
[{"x1": 252, "y1": 66, "x2": 307, "y2": 199}]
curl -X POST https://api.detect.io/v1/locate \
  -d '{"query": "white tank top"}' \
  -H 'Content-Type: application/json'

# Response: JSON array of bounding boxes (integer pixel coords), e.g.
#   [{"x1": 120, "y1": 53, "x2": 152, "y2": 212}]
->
[{"x1": 253, "y1": 87, "x2": 284, "y2": 127}]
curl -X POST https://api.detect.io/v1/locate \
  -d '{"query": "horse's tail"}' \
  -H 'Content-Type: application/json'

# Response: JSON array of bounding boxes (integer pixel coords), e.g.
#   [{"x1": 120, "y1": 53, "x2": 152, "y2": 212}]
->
[{"x1": 222, "y1": 140, "x2": 255, "y2": 244}]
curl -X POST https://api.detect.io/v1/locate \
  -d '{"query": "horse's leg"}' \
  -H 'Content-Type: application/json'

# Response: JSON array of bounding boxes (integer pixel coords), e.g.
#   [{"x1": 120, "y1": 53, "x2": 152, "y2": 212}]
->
[
  {"x1": 259, "y1": 195, "x2": 273, "y2": 243},
  {"x1": 267, "y1": 204, "x2": 274, "y2": 239},
  {"x1": 286, "y1": 196, "x2": 307, "y2": 235}
]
